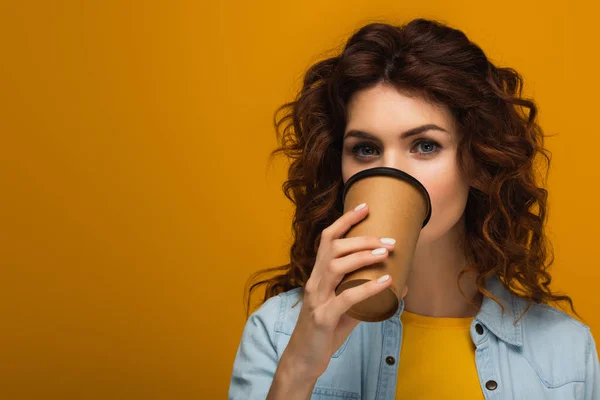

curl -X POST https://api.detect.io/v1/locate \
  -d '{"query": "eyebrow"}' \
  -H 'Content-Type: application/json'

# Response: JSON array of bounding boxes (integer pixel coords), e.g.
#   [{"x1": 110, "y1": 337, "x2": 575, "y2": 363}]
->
[{"x1": 344, "y1": 124, "x2": 449, "y2": 141}]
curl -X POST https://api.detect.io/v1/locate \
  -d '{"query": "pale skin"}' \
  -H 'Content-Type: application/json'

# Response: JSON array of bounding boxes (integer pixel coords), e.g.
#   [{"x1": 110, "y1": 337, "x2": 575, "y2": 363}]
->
[
  {"x1": 341, "y1": 81, "x2": 482, "y2": 318},
  {"x1": 267, "y1": 82, "x2": 482, "y2": 399}
]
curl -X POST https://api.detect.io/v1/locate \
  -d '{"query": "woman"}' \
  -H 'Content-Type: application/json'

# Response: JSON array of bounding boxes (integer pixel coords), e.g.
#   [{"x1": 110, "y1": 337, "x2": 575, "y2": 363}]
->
[{"x1": 228, "y1": 18, "x2": 599, "y2": 399}]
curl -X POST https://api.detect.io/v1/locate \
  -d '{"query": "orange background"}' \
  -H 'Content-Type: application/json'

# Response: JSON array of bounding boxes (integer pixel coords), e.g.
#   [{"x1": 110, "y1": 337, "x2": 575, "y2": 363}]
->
[{"x1": 1, "y1": 1, "x2": 598, "y2": 398}]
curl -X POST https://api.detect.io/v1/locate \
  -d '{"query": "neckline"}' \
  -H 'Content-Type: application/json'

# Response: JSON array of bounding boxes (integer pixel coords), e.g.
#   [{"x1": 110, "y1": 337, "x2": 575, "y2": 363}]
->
[{"x1": 401, "y1": 310, "x2": 475, "y2": 329}]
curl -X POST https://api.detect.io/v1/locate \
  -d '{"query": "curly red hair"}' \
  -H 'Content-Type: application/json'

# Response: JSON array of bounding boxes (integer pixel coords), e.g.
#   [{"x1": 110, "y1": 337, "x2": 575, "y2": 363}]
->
[{"x1": 245, "y1": 18, "x2": 577, "y2": 322}]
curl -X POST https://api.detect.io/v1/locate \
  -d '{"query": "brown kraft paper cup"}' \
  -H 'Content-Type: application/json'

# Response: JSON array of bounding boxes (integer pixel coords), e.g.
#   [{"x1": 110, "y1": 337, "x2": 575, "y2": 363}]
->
[{"x1": 335, "y1": 167, "x2": 432, "y2": 322}]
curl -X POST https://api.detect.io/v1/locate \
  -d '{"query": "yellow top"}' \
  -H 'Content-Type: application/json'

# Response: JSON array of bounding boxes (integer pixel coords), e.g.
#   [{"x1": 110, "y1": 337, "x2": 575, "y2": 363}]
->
[{"x1": 395, "y1": 310, "x2": 484, "y2": 399}]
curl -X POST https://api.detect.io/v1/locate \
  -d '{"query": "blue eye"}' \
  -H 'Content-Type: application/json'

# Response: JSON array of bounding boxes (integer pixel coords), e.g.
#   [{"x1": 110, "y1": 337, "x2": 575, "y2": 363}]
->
[
  {"x1": 352, "y1": 143, "x2": 379, "y2": 158},
  {"x1": 350, "y1": 140, "x2": 441, "y2": 160},
  {"x1": 412, "y1": 140, "x2": 441, "y2": 156}
]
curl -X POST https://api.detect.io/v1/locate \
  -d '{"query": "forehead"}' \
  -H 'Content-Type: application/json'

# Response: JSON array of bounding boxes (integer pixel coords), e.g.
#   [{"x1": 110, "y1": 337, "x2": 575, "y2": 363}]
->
[{"x1": 345, "y1": 82, "x2": 457, "y2": 135}]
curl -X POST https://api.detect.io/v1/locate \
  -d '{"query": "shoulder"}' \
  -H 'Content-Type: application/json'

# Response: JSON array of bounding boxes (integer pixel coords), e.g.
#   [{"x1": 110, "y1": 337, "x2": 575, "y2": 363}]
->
[
  {"x1": 229, "y1": 288, "x2": 306, "y2": 399},
  {"x1": 247, "y1": 287, "x2": 304, "y2": 339},
  {"x1": 521, "y1": 301, "x2": 592, "y2": 345},
  {"x1": 519, "y1": 301, "x2": 596, "y2": 384}
]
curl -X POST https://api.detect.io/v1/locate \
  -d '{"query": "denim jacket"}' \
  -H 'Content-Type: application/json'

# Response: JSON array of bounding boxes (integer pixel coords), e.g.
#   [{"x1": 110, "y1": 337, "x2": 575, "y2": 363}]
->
[{"x1": 229, "y1": 275, "x2": 599, "y2": 399}]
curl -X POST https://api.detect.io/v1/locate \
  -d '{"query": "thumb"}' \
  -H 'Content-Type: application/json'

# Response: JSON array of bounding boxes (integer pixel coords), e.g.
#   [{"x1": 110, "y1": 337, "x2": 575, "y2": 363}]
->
[
  {"x1": 338, "y1": 312, "x2": 361, "y2": 335},
  {"x1": 401, "y1": 285, "x2": 409, "y2": 299}
]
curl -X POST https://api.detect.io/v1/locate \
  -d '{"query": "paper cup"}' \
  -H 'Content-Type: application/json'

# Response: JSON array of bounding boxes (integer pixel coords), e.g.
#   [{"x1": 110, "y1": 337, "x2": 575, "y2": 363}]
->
[{"x1": 335, "y1": 167, "x2": 432, "y2": 322}]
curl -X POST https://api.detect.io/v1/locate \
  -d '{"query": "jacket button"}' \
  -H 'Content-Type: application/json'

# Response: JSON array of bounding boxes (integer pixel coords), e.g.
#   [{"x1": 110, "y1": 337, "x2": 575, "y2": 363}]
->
[
  {"x1": 385, "y1": 356, "x2": 396, "y2": 365},
  {"x1": 475, "y1": 323, "x2": 484, "y2": 335},
  {"x1": 485, "y1": 380, "x2": 498, "y2": 390}
]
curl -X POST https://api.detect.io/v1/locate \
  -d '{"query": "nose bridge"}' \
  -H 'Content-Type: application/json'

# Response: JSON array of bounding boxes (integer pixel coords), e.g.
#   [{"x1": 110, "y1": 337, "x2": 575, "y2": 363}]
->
[{"x1": 383, "y1": 147, "x2": 409, "y2": 172}]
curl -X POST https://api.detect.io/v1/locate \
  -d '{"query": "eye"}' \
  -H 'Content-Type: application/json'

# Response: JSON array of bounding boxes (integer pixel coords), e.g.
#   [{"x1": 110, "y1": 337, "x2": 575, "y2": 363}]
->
[
  {"x1": 411, "y1": 140, "x2": 442, "y2": 156},
  {"x1": 349, "y1": 139, "x2": 442, "y2": 160},
  {"x1": 351, "y1": 143, "x2": 380, "y2": 158}
]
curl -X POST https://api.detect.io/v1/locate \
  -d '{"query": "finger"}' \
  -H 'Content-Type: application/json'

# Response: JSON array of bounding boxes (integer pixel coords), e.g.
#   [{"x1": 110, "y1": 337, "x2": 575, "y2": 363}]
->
[
  {"x1": 331, "y1": 235, "x2": 396, "y2": 259},
  {"x1": 318, "y1": 247, "x2": 389, "y2": 295},
  {"x1": 331, "y1": 274, "x2": 393, "y2": 317},
  {"x1": 336, "y1": 312, "x2": 362, "y2": 337},
  {"x1": 402, "y1": 285, "x2": 408, "y2": 298},
  {"x1": 320, "y1": 203, "x2": 369, "y2": 242},
  {"x1": 310, "y1": 203, "x2": 371, "y2": 281}
]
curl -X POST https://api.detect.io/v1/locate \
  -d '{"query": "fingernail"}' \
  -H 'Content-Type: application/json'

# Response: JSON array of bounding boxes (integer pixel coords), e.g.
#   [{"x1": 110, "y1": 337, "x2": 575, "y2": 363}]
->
[
  {"x1": 372, "y1": 248, "x2": 386, "y2": 256},
  {"x1": 354, "y1": 203, "x2": 366, "y2": 211},
  {"x1": 377, "y1": 274, "x2": 390, "y2": 284},
  {"x1": 380, "y1": 238, "x2": 396, "y2": 245}
]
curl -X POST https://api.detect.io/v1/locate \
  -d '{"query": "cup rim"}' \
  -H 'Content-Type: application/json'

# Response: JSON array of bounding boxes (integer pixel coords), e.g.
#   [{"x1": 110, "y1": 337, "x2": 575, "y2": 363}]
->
[{"x1": 341, "y1": 166, "x2": 432, "y2": 228}]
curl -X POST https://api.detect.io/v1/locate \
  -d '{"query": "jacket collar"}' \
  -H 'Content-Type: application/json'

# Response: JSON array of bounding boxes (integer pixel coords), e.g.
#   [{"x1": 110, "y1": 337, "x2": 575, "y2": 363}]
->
[
  {"x1": 395, "y1": 274, "x2": 526, "y2": 347},
  {"x1": 475, "y1": 275, "x2": 527, "y2": 347},
  {"x1": 475, "y1": 274, "x2": 527, "y2": 346}
]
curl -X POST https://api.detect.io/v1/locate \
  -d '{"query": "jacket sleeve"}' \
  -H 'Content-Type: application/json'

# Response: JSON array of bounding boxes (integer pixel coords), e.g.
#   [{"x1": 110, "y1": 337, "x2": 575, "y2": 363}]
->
[
  {"x1": 584, "y1": 328, "x2": 600, "y2": 400},
  {"x1": 228, "y1": 295, "x2": 282, "y2": 400}
]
